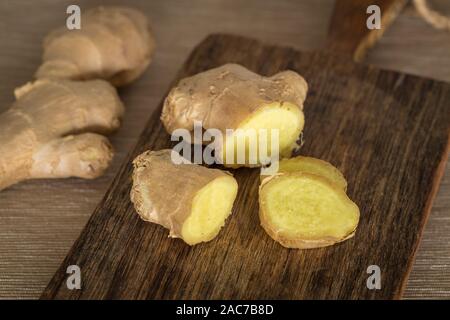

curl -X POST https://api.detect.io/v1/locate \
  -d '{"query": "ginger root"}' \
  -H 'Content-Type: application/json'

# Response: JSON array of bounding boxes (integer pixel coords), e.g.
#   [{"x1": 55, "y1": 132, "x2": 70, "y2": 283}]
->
[
  {"x1": 259, "y1": 172, "x2": 359, "y2": 249},
  {"x1": 0, "y1": 79, "x2": 124, "y2": 190},
  {"x1": 130, "y1": 149, "x2": 238, "y2": 245},
  {"x1": 161, "y1": 63, "x2": 307, "y2": 166},
  {"x1": 36, "y1": 6, "x2": 155, "y2": 86},
  {"x1": 261, "y1": 156, "x2": 348, "y2": 190},
  {"x1": 0, "y1": 6, "x2": 155, "y2": 191}
]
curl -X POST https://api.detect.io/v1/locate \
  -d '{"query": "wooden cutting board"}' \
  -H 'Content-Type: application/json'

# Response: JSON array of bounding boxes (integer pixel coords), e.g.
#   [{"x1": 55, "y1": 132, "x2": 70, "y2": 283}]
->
[{"x1": 41, "y1": 34, "x2": 450, "y2": 300}]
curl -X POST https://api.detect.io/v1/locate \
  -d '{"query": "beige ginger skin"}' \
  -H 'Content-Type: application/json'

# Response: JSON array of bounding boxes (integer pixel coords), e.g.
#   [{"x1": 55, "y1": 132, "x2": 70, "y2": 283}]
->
[
  {"x1": 36, "y1": 6, "x2": 155, "y2": 86},
  {"x1": 161, "y1": 63, "x2": 307, "y2": 133},
  {"x1": 161, "y1": 63, "x2": 308, "y2": 164},
  {"x1": 0, "y1": 79, "x2": 124, "y2": 191}
]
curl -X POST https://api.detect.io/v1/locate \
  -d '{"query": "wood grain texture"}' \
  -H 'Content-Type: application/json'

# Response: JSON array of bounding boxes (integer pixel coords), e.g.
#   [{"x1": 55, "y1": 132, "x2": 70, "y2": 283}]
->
[
  {"x1": 41, "y1": 34, "x2": 450, "y2": 300},
  {"x1": 327, "y1": 0, "x2": 408, "y2": 61}
]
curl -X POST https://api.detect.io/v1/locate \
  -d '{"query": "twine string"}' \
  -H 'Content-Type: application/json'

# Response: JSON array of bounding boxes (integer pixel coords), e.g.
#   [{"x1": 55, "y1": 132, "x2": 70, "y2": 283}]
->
[{"x1": 413, "y1": 0, "x2": 450, "y2": 31}]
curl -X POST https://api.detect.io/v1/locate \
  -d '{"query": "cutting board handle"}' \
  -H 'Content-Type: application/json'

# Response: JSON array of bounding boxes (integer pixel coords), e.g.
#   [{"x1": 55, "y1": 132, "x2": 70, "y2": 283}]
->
[{"x1": 326, "y1": 0, "x2": 408, "y2": 62}]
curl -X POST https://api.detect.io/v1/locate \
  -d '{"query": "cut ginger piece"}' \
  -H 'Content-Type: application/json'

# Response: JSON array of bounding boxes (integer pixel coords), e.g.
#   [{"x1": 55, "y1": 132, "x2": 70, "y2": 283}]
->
[
  {"x1": 259, "y1": 172, "x2": 359, "y2": 249},
  {"x1": 130, "y1": 149, "x2": 238, "y2": 245},
  {"x1": 261, "y1": 156, "x2": 347, "y2": 190},
  {"x1": 161, "y1": 63, "x2": 308, "y2": 167}
]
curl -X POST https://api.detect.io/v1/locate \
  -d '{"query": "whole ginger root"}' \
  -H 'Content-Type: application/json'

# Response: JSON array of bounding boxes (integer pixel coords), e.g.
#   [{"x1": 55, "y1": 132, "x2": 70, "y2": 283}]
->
[
  {"x1": 36, "y1": 6, "x2": 155, "y2": 86},
  {"x1": 0, "y1": 79, "x2": 124, "y2": 190},
  {"x1": 161, "y1": 63, "x2": 307, "y2": 166},
  {"x1": 0, "y1": 6, "x2": 155, "y2": 191}
]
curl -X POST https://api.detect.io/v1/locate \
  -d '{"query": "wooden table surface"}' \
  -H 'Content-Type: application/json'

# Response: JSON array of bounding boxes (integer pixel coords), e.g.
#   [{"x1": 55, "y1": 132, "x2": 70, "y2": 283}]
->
[{"x1": 0, "y1": 0, "x2": 449, "y2": 299}]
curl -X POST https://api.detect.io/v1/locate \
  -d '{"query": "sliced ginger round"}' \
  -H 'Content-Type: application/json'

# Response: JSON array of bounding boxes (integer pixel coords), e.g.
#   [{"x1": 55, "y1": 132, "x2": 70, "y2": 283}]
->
[
  {"x1": 261, "y1": 156, "x2": 347, "y2": 190},
  {"x1": 259, "y1": 172, "x2": 359, "y2": 249}
]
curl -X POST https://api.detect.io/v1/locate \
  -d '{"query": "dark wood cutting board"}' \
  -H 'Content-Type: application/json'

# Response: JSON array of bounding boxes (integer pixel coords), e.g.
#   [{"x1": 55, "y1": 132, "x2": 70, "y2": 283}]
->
[{"x1": 41, "y1": 34, "x2": 450, "y2": 300}]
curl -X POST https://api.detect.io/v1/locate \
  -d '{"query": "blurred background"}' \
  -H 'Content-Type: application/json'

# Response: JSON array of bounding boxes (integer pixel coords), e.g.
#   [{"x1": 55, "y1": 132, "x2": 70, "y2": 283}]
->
[{"x1": 0, "y1": 0, "x2": 449, "y2": 299}]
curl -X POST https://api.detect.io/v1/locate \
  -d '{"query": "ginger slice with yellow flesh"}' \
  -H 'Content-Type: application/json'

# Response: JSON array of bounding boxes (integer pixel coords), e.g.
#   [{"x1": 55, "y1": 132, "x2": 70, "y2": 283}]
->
[{"x1": 259, "y1": 172, "x2": 359, "y2": 249}]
